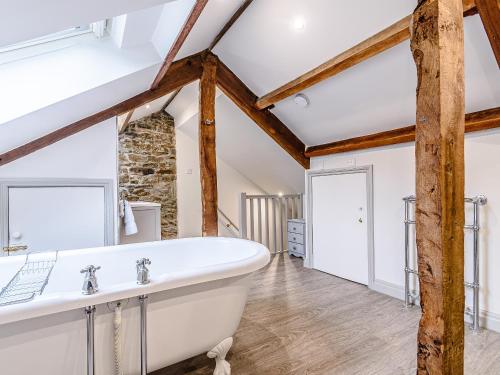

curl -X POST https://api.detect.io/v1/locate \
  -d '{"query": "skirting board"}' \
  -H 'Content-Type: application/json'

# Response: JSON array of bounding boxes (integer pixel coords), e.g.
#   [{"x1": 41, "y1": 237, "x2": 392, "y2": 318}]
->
[
  {"x1": 370, "y1": 279, "x2": 500, "y2": 333},
  {"x1": 464, "y1": 310, "x2": 500, "y2": 333},
  {"x1": 370, "y1": 279, "x2": 405, "y2": 301}
]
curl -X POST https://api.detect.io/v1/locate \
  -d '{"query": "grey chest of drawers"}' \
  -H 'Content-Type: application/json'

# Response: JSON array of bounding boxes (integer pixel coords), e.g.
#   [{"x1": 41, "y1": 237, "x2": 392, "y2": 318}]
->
[{"x1": 287, "y1": 219, "x2": 305, "y2": 258}]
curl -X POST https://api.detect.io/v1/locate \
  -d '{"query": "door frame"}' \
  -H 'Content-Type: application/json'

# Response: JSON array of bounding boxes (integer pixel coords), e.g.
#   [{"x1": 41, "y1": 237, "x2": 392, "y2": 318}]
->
[
  {"x1": 0, "y1": 178, "x2": 115, "y2": 255},
  {"x1": 305, "y1": 166, "x2": 374, "y2": 288}
]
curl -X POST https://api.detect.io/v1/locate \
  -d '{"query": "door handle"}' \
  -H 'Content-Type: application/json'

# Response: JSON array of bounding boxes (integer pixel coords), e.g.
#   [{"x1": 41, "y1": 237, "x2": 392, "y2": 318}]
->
[
  {"x1": 3, "y1": 245, "x2": 28, "y2": 253},
  {"x1": 358, "y1": 218, "x2": 363, "y2": 223}
]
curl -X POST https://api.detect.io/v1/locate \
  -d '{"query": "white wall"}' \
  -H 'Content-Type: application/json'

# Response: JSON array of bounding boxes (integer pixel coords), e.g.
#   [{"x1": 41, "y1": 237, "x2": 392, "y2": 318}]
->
[
  {"x1": 176, "y1": 128, "x2": 266, "y2": 238},
  {"x1": 308, "y1": 129, "x2": 500, "y2": 331},
  {"x1": 170, "y1": 81, "x2": 305, "y2": 238},
  {"x1": 0, "y1": 118, "x2": 119, "y2": 242},
  {"x1": 169, "y1": 86, "x2": 305, "y2": 195}
]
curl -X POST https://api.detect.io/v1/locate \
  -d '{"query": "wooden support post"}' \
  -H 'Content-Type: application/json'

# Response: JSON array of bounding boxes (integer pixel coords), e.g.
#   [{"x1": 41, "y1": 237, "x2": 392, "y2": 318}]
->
[
  {"x1": 411, "y1": 0, "x2": 465, "y2": 373},
  {"x1": 199, "y1": 53, "x2": 219, "y2": 236}
]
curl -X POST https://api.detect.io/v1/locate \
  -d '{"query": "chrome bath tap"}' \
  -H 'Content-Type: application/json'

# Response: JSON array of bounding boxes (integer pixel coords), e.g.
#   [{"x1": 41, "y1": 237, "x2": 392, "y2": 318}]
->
[
  {"x1": 136, "y1": 258, "x2": 151, "y2": 285},
  {"x1": 80, "y1": 265, "x2": 101, "y2": 295}
]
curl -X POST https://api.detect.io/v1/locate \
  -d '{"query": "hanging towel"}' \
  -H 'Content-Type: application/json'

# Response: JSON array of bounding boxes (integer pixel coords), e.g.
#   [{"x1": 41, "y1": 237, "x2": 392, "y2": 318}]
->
[{"x1": 121, "y1": 200, "x2": 138, "y2": 236}]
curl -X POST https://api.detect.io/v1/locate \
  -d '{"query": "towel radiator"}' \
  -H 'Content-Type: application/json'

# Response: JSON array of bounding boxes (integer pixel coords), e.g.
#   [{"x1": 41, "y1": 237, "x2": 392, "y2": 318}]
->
[{"x1": 403, "y1": 195, "x2": 487, "y2": 332}]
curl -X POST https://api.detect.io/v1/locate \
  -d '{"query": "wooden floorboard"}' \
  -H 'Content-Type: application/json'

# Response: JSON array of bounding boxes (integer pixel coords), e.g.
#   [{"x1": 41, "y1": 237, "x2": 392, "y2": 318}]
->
[{"x1": 155, "y1": 255, "x2": 500, "y2": 375}]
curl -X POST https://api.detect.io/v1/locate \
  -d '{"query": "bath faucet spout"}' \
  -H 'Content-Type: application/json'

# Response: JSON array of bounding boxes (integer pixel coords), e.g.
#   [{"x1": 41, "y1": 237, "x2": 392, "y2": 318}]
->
[
  {"x1": 81, "y1": 265, "x2": 101, "y2": 295},
  {"x1": 137, "y1": 258, "x2": 151, "y2": 285}
]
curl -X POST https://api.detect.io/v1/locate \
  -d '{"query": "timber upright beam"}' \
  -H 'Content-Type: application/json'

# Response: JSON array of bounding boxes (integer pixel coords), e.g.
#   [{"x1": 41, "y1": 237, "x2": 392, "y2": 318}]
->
[
  {"x1": 411, "y1": 0, "x2": 465, "y2": 374},
  {"x1": 199, "y1": 53, "x2": 219, "y2": 236}
]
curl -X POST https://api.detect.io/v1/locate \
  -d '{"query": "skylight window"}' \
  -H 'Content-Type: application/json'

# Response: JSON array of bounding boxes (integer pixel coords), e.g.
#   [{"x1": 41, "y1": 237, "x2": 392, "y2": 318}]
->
[{"x1": 0, "y1": 21, "x2": 107, "y2": 53}]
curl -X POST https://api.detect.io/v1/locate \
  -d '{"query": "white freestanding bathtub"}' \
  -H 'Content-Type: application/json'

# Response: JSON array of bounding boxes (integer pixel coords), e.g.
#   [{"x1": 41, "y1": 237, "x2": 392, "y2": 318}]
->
[{"x1": 0, "y1": 237, "x2": 270, "y2": 375}]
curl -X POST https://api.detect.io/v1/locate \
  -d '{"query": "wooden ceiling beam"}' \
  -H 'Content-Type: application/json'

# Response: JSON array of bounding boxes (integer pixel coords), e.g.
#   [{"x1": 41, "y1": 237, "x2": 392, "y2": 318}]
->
[
  {"x1": 214, "y1": 53, "x2": 310, "y2": 169},
  {"x1": 0, "y1": 53, "x2": 203, "y2": 167},
  {"x1": 208, "y1": 0, "x2": 254, "y2": 50},
  {"x1": 118, "y1": 110, "x2": 134, "y2": 134},
  {"x1": 476, "y1": 0, "x2": 500, "y2": 67},
  {"x1": 255, "y1": 0, "x2": 478, "y2": 110},
  {"x1": 162, "y1": 0, "x2": 254, "y2": 112},
  {"x1": 304, "y1": 106, "x2": 500, "y2": 157},
  {"x1": 305, "y1": 126, "x2": 416, "y2": 157},
  {"x1": 150, "y1": 0, "x2": 208, "y2": 89}
]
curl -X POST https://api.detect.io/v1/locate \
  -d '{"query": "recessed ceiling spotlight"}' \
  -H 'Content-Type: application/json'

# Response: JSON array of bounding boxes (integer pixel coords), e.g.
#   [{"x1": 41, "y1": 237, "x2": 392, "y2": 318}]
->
[
  {"x1": 294, "y1": 93, "x2": 310, "y2": 108},
  {"x1": 292, "y1": 17, "x2": 306, "y2": 30},
  {"x1": 146, "y1": 104, "x2": 151, "y2": 109}
]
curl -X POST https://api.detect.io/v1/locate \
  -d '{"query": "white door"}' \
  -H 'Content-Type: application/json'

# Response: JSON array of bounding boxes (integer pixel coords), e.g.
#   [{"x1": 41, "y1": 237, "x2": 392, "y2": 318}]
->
[
  {"x1": 7, "y1": 186, "x2": 107, "y2": 254},
  {"x1": 312, "y1": 172, "x2": 369, "y2": 285}
]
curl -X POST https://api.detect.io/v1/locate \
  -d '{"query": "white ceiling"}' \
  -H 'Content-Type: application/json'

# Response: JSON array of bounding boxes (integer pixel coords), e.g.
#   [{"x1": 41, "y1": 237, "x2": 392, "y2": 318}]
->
[
  {"x1": 160, "y1": 0, "x2": 498, "y2": 189},
  {"x1": 270, "y1": 16, "x2": 500, "y2": 146},
  {"x1": 113, "y1": 5, "x2": 164, "y2": 49},
  {"x1": 152, "y1": 0, "x2": 196, "y2": 58},
  {"x1": 0, "y1": 0, "x2": 176, "y2": 47},
  {"x1": 273, "y1": 41, "x2": 417, "y2": 145},
  {"x1": 205, "y1": 0, "x2": 500, "y2": 146},
  {"x1": 213, "y1": 0, "x2": 416, "y2": 95},
  {"x1": 3, "y1": 0, "x2": 498, "y2": 173},
  {"x1": 176, "y1": 0, "x2": 246, "y2": 60},
  {"x1": 0, "y1": 63, "x2": 160, "y2": 154},
  {"x1": 0, "y1": 37, "x2": 160, "y2": 125}
]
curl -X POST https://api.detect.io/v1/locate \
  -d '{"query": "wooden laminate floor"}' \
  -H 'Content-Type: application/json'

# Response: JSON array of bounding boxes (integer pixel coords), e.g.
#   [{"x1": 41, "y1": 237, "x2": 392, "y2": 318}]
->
[{"x1": 155, "y1": 254, "x2": 500, "y2": 375}]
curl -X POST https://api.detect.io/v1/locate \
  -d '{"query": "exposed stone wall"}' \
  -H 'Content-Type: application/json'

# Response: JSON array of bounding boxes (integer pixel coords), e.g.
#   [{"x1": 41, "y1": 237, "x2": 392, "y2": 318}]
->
[{"x1": 119, "y1": 111, "x2": 177, "y2": 239}]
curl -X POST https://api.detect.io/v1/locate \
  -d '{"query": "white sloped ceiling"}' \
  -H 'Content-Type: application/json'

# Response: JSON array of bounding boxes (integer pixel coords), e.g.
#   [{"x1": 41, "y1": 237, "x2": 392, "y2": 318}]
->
[
  {"x1": 0, "y1": 0, "x2": 177, "y2": 47},
  {"x1": 209, "y1": 0, "x2": 500, "y2": 146}
]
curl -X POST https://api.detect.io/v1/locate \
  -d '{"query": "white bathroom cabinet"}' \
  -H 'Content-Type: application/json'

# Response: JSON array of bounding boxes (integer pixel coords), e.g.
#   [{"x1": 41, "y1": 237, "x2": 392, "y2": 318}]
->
[{"x1": 120, "y1": 201, "x2": 161, "y2": 244}]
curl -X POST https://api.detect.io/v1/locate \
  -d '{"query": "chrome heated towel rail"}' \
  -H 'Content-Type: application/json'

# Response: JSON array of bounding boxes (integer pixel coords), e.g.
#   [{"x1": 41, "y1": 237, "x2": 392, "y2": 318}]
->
[{"x1": 403, "y1": 195, "x2": 487, "y2": 331}]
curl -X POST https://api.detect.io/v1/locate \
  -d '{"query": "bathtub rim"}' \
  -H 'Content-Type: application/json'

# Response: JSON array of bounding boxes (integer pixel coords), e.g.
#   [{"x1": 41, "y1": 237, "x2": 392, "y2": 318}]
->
[{"x1": 0, "y1": 237, "x2": 270, "y2": 326}]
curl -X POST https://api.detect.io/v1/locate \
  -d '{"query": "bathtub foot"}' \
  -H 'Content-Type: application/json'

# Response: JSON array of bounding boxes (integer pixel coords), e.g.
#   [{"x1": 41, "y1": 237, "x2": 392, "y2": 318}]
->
[{"x1": 207, "y1": 337, "x2": 233, "y2": 375}]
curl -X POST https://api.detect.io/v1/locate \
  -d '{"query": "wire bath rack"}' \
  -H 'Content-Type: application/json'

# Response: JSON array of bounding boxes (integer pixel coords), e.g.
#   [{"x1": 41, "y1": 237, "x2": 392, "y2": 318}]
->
[{"x1": 0, "y1": 252, "x2": 58, "y2": 306}]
